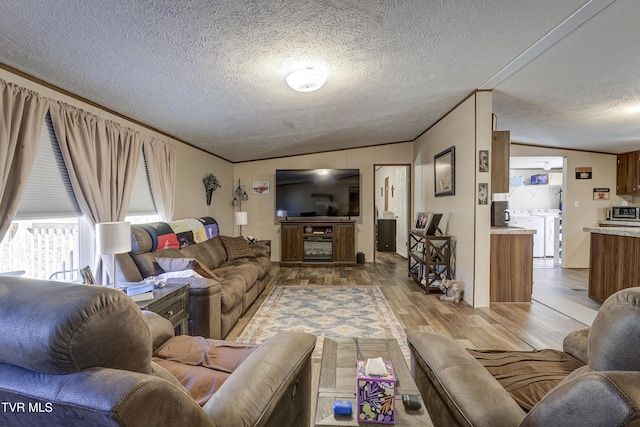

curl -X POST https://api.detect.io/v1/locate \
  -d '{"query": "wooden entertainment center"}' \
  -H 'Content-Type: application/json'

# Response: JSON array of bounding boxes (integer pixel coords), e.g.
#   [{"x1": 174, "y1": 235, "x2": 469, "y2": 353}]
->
[{"x1": 280, "y1": 219, "x2": 356, "y2": 266}]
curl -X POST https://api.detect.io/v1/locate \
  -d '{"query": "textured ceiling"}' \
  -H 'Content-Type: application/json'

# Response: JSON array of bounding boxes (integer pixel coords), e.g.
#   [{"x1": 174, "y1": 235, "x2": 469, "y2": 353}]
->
[{"x1": 0, "y1": 0, "x2": 637, "y2": 162}]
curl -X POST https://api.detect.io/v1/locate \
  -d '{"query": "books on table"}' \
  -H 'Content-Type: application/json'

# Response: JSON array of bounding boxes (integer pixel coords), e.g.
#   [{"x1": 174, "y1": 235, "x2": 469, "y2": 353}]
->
[
  {"x1": 129, "y1": 291, "x2": 154, "y2": 302},
  {"x1": 119, "y1": 282, "x2": 155, "y2": 302}
]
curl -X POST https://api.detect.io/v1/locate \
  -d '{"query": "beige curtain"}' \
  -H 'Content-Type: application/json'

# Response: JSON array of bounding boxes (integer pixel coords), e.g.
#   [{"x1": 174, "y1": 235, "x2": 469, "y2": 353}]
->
[
  {"x1": 49, "y1": 101, "x2": 142, "y2": 284},
  {"x1": 0, "y1": 80, "x2": 49, "y2": 240},
  {"x1": 143, "y1": 138, "x2": 177, "y2": 222}
]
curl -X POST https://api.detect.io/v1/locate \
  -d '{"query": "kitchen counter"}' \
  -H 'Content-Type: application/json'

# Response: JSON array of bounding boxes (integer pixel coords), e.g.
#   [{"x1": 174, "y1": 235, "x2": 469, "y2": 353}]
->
[
  {"x1": 583, "y1": 226, "x2": 640, "y2": 237},
  {"x1": 584, "y1": 227, "x2": 640, "y2": 301},
  {"x1": 598, "y1": 220, "x2": 640, "y2": 227},
  {"x1": 491, "y1": 226, "x2": 536, "y2": 235}
]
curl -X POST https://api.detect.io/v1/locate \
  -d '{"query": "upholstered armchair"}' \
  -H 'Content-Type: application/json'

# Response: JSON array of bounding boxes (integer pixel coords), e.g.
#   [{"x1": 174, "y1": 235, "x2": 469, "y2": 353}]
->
[
  {"x1": 0, "y1": 276, "x2": 315, "y2": 426},
  {"x1": 407, "y1": 287, "x2": 640, "y2": 427}
]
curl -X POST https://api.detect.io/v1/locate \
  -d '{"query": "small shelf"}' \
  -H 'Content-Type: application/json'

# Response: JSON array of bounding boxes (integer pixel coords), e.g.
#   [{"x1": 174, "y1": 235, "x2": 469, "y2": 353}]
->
[{"x1": 408, "y1": 231, "x2": 452, "y2": 294}]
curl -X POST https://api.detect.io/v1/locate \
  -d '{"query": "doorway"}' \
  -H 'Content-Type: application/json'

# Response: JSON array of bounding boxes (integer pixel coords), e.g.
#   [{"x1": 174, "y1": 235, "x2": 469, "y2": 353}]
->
[{"x1": 374, "y1": 164, "x2": 411, "y2": 260}]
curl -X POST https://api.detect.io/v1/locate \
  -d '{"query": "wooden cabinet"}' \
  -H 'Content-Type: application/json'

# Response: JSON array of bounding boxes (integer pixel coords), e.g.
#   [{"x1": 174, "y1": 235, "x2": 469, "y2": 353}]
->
[
  {"x1": 491, "y1": 130, "x2": 510, "y2": 194},
  {"x1": 490, "y1": 232, "x2": 533, "y2": 302},
  {"x1": 281, "y1": 223, "x2": 303, "y2": 262},
  {"x1": 616, "y1": 151, "x2": 640, "y2": 195},
  {"x1": 588, "y1": 232, "x2": 640, "y2": 301},
  {"x1": 137, "y1": 281, "x2": 189, "y2": 335},
  {"x1": 376, "y1": 219, "x2": 396, "y2": 252},
  {"x1": 408, "y1": 231, "x2": 452, "y2": 294},
  {"x1": 280, "y1": 220, "x2": 356, "y2": 266}
]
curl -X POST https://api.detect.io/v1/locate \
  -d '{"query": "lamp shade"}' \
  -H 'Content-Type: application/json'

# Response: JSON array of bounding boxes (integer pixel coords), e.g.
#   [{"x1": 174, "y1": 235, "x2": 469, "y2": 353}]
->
[
  {"x1": 235, "y1": 212, "x2": 248, "y2": 226},
  {"x1": 96, "y1": 222, "x2": 131, "y2": 254}
]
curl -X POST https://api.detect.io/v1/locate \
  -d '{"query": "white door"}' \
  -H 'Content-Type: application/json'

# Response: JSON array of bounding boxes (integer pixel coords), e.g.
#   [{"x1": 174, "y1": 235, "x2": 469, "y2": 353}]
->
[{"x1": 395, "y1": 167, "x2": 408, "y2": 258}]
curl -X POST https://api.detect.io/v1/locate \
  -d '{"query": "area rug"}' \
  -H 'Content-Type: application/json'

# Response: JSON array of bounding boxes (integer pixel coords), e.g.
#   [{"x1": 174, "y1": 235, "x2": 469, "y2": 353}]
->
[{"x1": 237, "y1": 285, "x2": 410, "y2": 359}]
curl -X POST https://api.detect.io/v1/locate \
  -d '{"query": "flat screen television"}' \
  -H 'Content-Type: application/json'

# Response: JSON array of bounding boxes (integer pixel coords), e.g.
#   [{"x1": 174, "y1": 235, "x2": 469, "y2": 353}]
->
[{"x1": 275, "y1": 169, "x2": 360, "y2": 218}]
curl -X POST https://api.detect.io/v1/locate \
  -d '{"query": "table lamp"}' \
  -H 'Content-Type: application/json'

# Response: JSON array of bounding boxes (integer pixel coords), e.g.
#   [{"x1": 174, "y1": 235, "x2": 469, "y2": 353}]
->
[
  {"x1": 96, "y1": 222, "x2": 131, "y2": 288},
  {"x1": 235, "y1": 211, "x2": 248, "y2": 236}
]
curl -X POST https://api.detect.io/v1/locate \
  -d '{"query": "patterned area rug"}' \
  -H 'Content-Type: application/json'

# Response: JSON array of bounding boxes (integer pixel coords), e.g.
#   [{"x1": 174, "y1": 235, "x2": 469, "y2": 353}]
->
[{"x1": 237, "y1": 286, "x2": 409, "y2": 359}]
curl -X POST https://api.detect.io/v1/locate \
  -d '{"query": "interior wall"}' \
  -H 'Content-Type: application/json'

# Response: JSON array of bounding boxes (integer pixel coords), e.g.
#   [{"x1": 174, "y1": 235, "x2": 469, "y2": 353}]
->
[
  {"x1": 375, "y1": 166, "x2": 400, "y2": 216},
  {"x1": 412, "y1": 92, "x2": 493, "y2": 307},
  {"x1": 510, "y1": 144, "x2": 621, "y2": 268},
  {"x1": 508, "y1": 168, "x2": 563, "y2": 210},
  {"x1": 0, "y1": 67, "x2": 235, "y2": 232},
  {"x1": 232, "y1": 143, "x2": 414, "y2": 262}
]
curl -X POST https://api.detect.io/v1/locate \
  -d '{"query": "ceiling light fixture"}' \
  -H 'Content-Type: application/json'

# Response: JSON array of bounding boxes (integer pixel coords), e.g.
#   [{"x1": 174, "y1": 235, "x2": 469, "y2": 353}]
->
[{"x1": 286, "y1": 68, "x2": 327, "y2": 92}]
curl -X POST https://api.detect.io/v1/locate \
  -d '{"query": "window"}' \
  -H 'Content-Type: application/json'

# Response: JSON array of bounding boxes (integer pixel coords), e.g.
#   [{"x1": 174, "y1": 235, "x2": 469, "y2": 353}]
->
[{"x1": 0, "y1": 113, "x2": 159, "y2": 280}]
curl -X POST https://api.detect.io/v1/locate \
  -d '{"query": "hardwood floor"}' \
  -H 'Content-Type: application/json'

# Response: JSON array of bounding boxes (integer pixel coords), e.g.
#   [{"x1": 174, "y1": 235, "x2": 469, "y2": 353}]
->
[{"x1": 227, "y1": 251, "x2": 588, "y2": 352}]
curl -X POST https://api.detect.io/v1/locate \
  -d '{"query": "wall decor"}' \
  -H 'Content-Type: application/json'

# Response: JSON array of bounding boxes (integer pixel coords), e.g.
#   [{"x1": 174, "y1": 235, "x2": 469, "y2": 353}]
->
[
  {"x1": 575, "y1": 167, "x2": 592, "y2": 179},
  {"x1": 478, "y1": 183, "x2": 488, "y2": 205},
  {"x1": 414, "y1": 212, "x2": 431, "y2": 232},
  {"x1": 203, "y1": 173, "x2": 221, "y2": 205},
  {"x1": 434, "y1": 146, "x2": 455, "y2": 197},
  {"x1": 252, "y1": 180, "x2": 270, "y2": 194},
  {"x1": 479, "y1": 150, "x2": 489, "y2": 172},
  {"x1": 593, "y1": 188, "x2": 610, "y2": 200}
]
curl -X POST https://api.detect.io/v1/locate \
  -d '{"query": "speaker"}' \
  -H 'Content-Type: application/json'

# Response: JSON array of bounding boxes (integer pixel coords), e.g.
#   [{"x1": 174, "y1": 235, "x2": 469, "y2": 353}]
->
[{"x1": 356, "y1": 252, "x2": 365, "y2": 264}]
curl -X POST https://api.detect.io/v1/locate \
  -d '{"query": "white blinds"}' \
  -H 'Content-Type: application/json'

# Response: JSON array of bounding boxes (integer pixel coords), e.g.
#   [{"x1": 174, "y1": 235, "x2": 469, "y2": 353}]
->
[
  {"x1": 14, "y1": 113, "x2": 80, "y2": 220},
  {"x1": 127, "y1": 150, "x2": 156, "y2": 215},
  {"x1": 14, "y1": 112, "x2": 156, "y2": 220}
]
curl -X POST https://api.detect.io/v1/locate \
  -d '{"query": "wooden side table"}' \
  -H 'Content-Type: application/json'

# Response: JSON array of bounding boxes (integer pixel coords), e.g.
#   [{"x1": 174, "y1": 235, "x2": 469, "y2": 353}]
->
[{"x1": 136, "y1": 280, "x2": 189, "y2": 335}]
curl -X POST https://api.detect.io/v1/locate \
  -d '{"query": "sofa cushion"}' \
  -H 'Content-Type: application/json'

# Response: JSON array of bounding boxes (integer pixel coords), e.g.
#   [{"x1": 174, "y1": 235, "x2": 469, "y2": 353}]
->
[
  {"x1": 180, "y1": 237, "x2": 227, "y2": 270},
  {"x1": 219, "y1": 236, "x2": 255, "y2": 261},
  {"x1": 153, "y1": 338, "x2": 259, "y2": 406},
  {"x1": 467, "y1": 348, "x2": 584, "y2": 411},
  {"x1": 157, "y1": 257, "x2": 220, "y2": 280}
]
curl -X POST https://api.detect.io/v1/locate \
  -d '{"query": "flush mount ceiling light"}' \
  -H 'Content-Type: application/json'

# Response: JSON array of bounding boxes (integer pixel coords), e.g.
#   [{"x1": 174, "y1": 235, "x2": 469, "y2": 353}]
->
[{"x1": 286, "y1": 68, "x2": 327, "y2": 92}]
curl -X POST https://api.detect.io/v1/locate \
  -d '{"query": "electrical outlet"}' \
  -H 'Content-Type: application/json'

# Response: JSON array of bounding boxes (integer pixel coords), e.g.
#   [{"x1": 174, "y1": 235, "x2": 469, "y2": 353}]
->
[{"x1": 574, "y1": 201, "x2": 579, "y2": 208}]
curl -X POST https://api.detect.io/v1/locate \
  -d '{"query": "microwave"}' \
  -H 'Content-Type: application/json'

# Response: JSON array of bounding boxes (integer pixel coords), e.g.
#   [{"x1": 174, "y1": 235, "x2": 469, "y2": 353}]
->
[{"x1": 610, "y1": 206, "x2": 640, "y2": 221}]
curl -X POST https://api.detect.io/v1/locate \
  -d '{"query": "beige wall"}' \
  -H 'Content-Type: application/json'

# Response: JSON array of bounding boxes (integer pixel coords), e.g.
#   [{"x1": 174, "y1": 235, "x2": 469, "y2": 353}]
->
[
  {"x1": 510, "y1": 145, "x2": 621, "y2": 268},
  {"x1": 0, "y1": 68, "x2": 234, "y2": 231},
  {"x1": 232, "y1": 143, "x2": 414, "y2": 262},
  {"x1": 413, "y1": 92, "x2": 493, "y2": 307}
]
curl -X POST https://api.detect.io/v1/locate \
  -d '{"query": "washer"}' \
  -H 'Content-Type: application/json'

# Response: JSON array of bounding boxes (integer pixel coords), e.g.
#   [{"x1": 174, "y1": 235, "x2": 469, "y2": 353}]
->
[
  {"x1": 531, "y1": 209, "x2": 561, "y2": 258},
  {"x1": 506, "y1": 209, "x2": 545, "y2": 258}
]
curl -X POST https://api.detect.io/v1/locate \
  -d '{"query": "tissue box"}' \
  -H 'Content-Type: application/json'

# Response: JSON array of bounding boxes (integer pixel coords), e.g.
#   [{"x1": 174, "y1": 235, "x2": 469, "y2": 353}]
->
[{"x1": 356, "y1": 360, "x2": 396, "y2": 424}]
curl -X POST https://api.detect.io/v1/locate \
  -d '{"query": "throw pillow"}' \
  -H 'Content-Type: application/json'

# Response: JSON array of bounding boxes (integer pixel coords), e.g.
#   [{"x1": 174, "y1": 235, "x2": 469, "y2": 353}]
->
[
  {"x1": 156, "y1": 257, "x2": 196, "y2": 272},
  {"x1": 157, "y1": 257, "x2": 219, "y2": 280},
  {"x1": 219, "y1": 236, "x2": 256, "y2": 261}
]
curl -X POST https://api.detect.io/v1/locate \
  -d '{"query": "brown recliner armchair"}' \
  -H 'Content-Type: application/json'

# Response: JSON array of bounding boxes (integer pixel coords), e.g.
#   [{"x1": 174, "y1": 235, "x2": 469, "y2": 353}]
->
[
  {"x1": 407, "y1": 287, "x2": 640, "y2": 426},
  {"x1": 0, "y1": 276, "x2": 315, "y2": 427}
]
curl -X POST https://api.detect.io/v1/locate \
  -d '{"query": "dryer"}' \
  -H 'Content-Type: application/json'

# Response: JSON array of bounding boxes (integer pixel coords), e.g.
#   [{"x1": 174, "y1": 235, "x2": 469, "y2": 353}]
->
[
  {"x1": 506, "y1": 209, "x2": 545, "y2": 258},
  {"x1": 531, "y1": 209, "x2": 561, "y2": 258}
]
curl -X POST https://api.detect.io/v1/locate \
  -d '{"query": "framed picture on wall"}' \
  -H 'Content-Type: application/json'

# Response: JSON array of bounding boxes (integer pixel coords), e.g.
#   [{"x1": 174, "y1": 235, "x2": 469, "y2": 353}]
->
[
  {"x1": 479, "y1": 150, "x2": 489, "y2": 172},
  {"x1": 252, "y1": 180, "x2": 270, "y2": 194},
  {"x1": 434, "y1": 146, "x2": 455, "y2": 197}
]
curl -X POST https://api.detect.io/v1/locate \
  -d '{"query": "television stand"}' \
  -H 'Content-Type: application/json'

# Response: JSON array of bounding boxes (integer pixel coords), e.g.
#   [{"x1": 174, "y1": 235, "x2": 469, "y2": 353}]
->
[{"x1": 280, "y1": 219, "x2": 356, "y2": 266}]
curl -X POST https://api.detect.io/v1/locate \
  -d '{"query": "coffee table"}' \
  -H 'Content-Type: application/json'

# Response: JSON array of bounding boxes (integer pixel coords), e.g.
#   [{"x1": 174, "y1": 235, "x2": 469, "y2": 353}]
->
[{"x1": 315, "y1": 337, "x2": 433, "y2": 426}]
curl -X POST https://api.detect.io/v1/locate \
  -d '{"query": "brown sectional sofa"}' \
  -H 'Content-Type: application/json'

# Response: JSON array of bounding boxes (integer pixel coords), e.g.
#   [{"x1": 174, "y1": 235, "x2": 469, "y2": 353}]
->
[{"x1": 116, "y1": 219, "x2": 271, "y2": 339}]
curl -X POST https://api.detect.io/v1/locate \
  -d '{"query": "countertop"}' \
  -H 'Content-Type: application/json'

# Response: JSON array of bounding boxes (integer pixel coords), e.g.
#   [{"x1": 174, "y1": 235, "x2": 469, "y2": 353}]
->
[
  {"x1": 598, "y1": 220, "x2": 640, "y2": 227},
  {"x1": 491, "y1": 226, "x2": 536, "y2": 235},
  {"x1": 583, "y1": 226, "x2": 640, "y2": 237}
]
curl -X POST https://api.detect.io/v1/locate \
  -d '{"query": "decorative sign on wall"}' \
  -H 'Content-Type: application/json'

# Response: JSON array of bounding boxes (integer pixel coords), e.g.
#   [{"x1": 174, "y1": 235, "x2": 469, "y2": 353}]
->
[
  {"x1": 478, "y1": 150, "x2": 489, "y2": 172},
  {"x1": 478, "y1": 183, "x2": 488, "y2": 205},
  {"x1": 575, "y1": 167, "x2": 592, "y2": 179},
  {"x1": 252, "y1": 180, "x2": 270, "y2": 194},
  {"x1": 593, "y1": 188, "x2": 610, "y2": 200}
]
